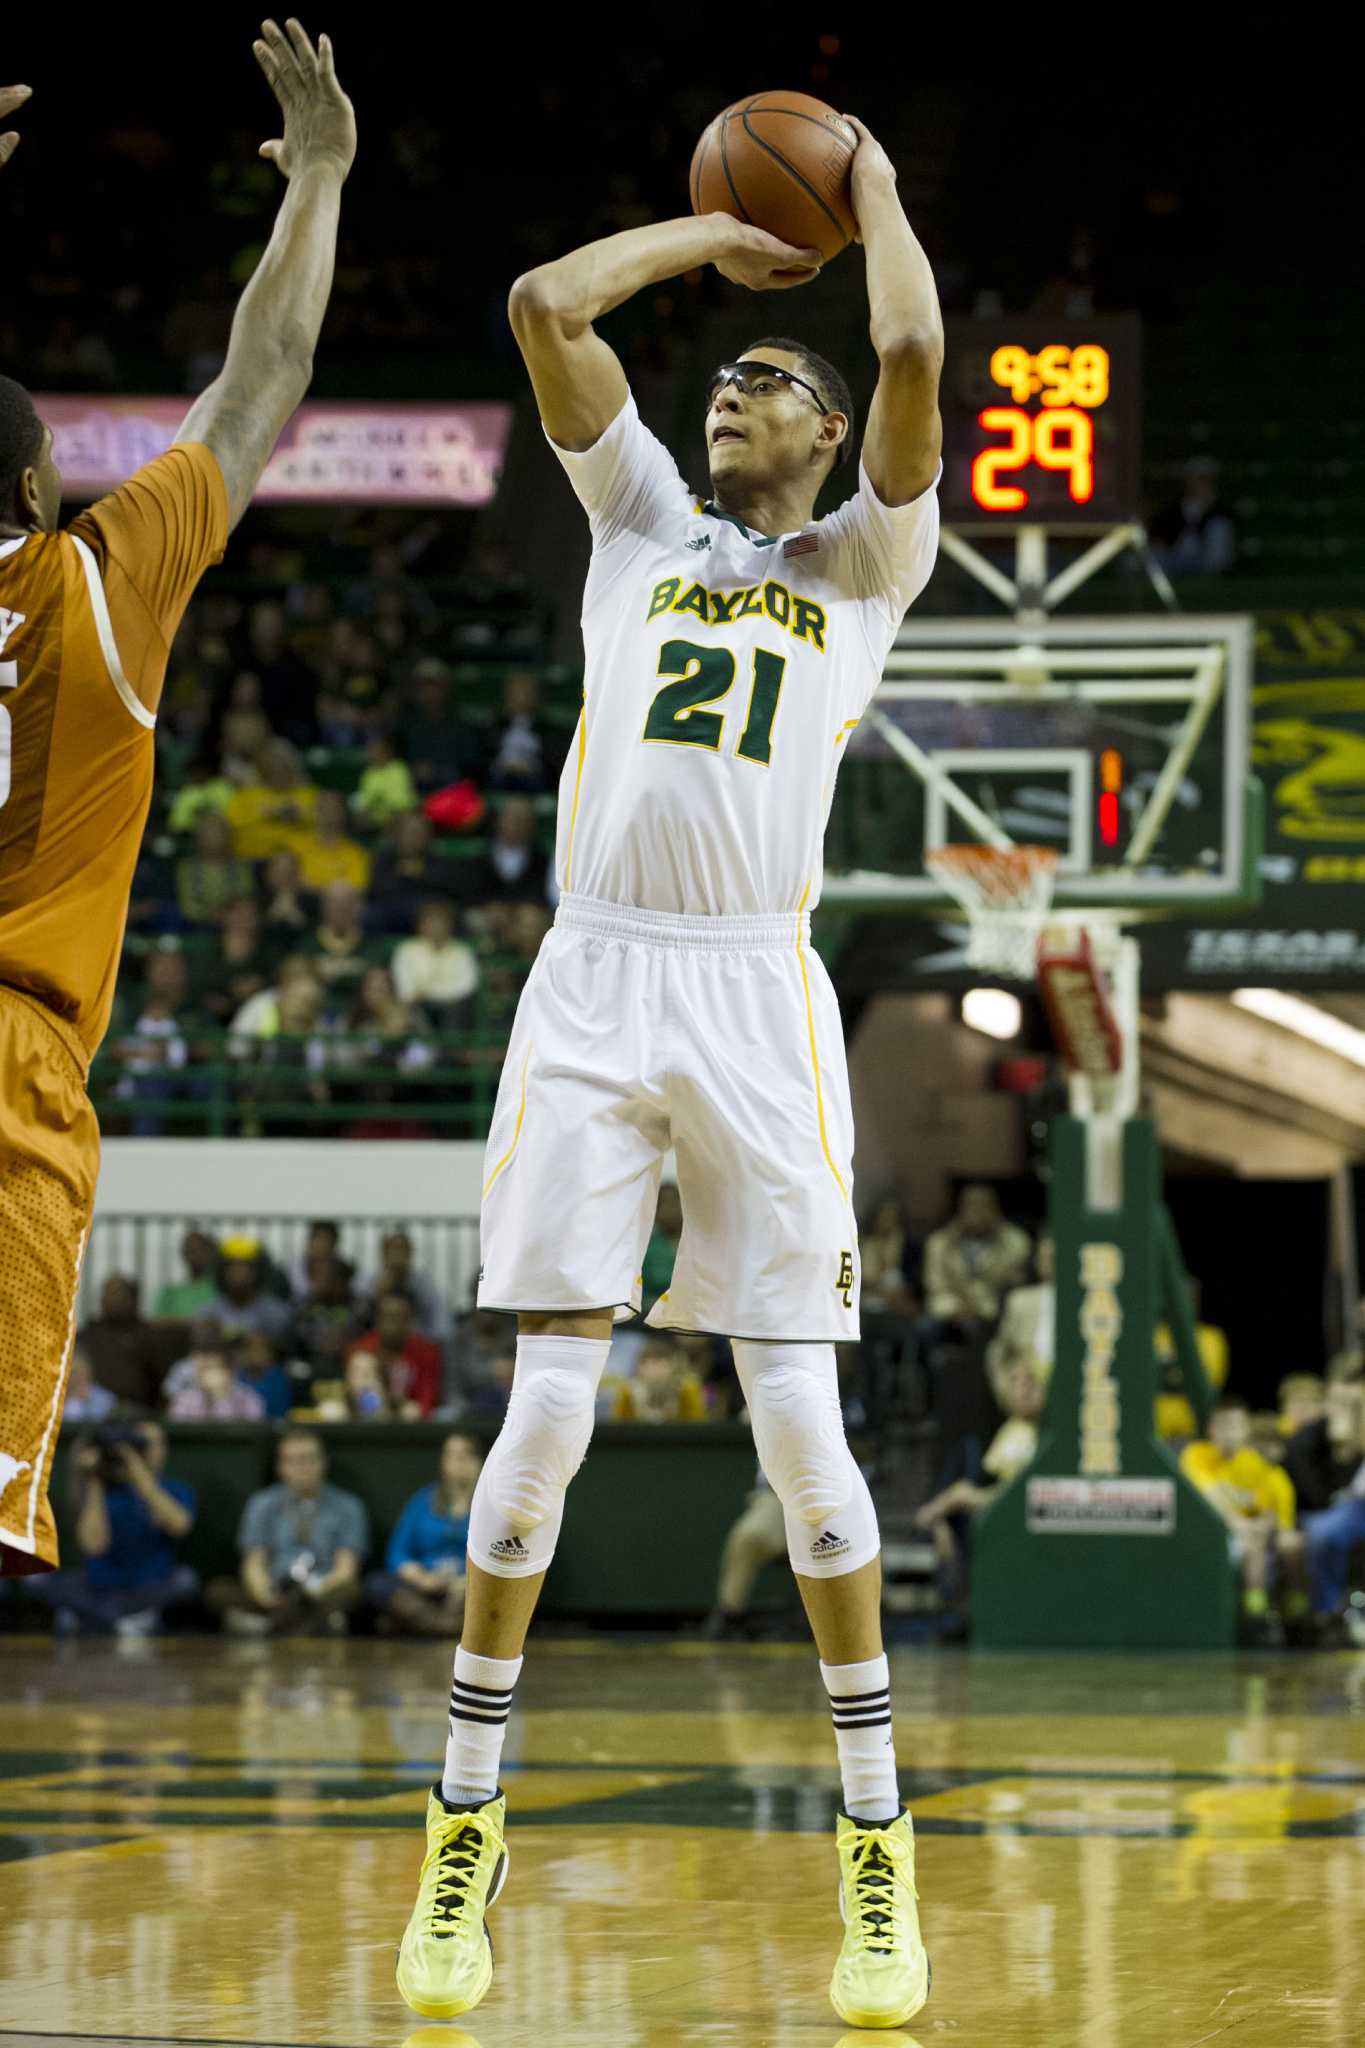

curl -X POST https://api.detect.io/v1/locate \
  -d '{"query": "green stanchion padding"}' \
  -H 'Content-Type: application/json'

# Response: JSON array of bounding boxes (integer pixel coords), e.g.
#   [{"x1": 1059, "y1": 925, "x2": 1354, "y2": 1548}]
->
[
  {"x1": 973, "y1": 1116, "x2": 1237, "y2": 1651},
  {"x1": 1157, "y1": 1203, "x2": 1216, "y2": 1429}
]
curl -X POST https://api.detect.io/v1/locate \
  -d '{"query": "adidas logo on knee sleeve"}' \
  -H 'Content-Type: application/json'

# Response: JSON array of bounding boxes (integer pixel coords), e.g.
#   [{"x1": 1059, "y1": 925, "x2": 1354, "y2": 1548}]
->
[
  {"x1": 811, "y1": 1529, "x2": 852, "y2": 1559},
  {"x1": 488, "y1": 1535, "x2": 531, "y2": 1561}
]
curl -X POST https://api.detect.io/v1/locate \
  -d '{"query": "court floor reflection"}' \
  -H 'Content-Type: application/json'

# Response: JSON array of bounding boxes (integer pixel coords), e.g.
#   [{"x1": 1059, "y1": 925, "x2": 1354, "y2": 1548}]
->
[{"x1": 0, "y1": 1637, "x2": 1361, "y2": 2047}]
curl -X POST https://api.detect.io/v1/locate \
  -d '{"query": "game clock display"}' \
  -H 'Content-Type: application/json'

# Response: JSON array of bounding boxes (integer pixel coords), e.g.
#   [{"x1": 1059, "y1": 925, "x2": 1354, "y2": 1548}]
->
[{"x1": 939, "y1": 316, "x2": 1141, "y2": 527}]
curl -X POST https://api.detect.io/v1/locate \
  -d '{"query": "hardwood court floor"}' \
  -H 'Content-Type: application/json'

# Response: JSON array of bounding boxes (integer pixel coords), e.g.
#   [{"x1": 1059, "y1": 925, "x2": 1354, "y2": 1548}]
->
[{"x1": 1, "y1": 1636, "x2": 1363, "y2": 2048}]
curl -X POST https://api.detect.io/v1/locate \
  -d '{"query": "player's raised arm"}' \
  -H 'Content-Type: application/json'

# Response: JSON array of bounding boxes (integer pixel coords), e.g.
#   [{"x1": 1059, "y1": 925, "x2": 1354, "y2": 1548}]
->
[
  {"x1": 509, "y1": 217, "x2": 822, "y2": 453},
  {"x1": 846, "y1": 117, "x2": 943, "y2": 507},
  {"x1": 174, "y1": 19, "x2": 356, "y2": 530},
  {"x1": 0, "y1": 83, "x2": 31, "y2": 169}
]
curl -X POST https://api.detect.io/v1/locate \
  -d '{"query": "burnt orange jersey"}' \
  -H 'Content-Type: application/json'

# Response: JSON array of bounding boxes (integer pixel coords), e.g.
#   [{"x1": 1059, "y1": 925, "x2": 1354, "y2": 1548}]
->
[{"x1": 0, "y1": 443, "x2": 228, "y2": 1059}]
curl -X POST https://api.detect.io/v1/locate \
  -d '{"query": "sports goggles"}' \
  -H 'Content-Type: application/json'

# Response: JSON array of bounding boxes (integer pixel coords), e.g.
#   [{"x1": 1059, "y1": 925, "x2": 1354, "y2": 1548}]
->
[{"x1": 707, "y1": 359, "x2": 832, "y2": 417}]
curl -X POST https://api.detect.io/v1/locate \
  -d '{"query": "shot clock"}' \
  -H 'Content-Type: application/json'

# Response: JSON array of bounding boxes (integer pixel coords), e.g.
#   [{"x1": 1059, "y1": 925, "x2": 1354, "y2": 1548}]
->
[{"x1": 939, "y1": 316, "x2": 1141, "y2": 527}]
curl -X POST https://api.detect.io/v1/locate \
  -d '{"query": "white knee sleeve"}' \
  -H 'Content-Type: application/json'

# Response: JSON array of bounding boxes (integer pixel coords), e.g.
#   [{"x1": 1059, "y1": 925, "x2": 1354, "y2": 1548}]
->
[
  {"x1": 732, "y1": 1340, "x2": 881, "y2": 1579},
  {"x1": 467, "y1": 1335, "x2": 610, "y2": 1578}
]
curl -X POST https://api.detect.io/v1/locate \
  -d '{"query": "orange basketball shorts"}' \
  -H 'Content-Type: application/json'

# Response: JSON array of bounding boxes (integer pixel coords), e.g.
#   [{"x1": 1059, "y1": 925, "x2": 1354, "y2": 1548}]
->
[{"x1": 0, "y1": 985, "x2": 99, "y2": 1576}]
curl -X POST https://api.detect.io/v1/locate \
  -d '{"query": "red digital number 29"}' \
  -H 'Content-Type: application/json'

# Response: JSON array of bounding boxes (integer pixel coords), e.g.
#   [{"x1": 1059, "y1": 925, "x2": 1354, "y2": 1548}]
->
[{"x1": 972, "y1": 406, "x2": 1095, "y2": 512}]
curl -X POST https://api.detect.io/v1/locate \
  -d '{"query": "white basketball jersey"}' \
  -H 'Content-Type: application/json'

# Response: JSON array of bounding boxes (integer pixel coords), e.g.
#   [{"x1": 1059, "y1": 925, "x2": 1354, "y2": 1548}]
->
[{"x1": 550, "y1": 394, "x2": 940, "y2": 916}]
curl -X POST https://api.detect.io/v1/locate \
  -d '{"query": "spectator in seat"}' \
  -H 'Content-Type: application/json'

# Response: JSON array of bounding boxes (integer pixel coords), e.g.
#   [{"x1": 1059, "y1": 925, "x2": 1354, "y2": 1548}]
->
[
  {"x1": 163, "y1": 1316, "x2": 230, "y2": 1402},
  {"x1": 239, "y1": 598, "x2": 320, "y2": 746},
  {"x1": 367, "y1": 1431, "x2": 483, "y2": 1636},
  {"x1": 391, "y1": 898, "x2": 480, "y2": 1026},
  {"x1": 469, "y1": 795, "x2": 552, "y2": 907},
  {"x1": 152, "y1": 1230, "x2": 220, "y2": 1322},
  {"x1": 1180, "y1": 1398, "x2": 1299, "y2": 1640},
  {"x1": 293, "y1": 1251, "x2": 365, "y2": 1370},
  {"x1": 296, "y1": 788, "x2": 372, "y2": 893},
  {"x1": 611, "y1": 1340, "x2": 707, "y2": 1422},
  {"x1": 354, "y1": 1290, "x2": 443, "y2": 1417},
  {"x1": 445, "y1": 1303, "x2": 517, "y2": 1415},
  {"x1": 310, "y1": 881, "x2": 370, "y2": 992},
  {"x1": 109, "y1": 951, "x2": 196, "y2": 1138},
  {"x1": 217, "y1": 673, "x2": 273, "y2": 786},
  {"x1": 860, "y1": 1196, "x2": 916, "y2": 1315},
  {"x1": 78, "y1": 1275, "x2": 167, "y2": 1411},
  {"x1": 176, "y1": 809, "x2": 254, "y2": 928},
  {"x1": 1287, "y1": 1381, "x2": 1364, "y2": 1517},
  {"x1": 210, "y1": 1245, "x2": 295, "y2": 1350},
  {"x1": 987, "y1": 1233, "x2": 1056, "y2": 1403},
  {"x1": 482, "y1": 669, "x2": 564, "y2": 796},
  {"x1": 236, "y1": 1330, "x2": 309, "y2": 1419},
  {"x1": 1149, "y1": 457, "x2": 1236, "y2": 577},
  {"x1": 32, "y1": 1421, "x2": 196, "y2": 1636},
  {"x1": 1300, "y1": 1385, "x2": 1365, "y2": 1639},
  {"x1": 258, "y1": 849, "x2": 316, "y2": 952},
  {"x1": 211, "y1": 1429, "x2": 367, "y2": 1636},
  {"x1": 642, "y1": 1182, "x2": 683, "y2": 1315},
  {"x1": 167, "y1": 1342, "x2": 266, "y2": 1420},
  {"x1": 225, "y1": 738, "x2": 318, "y2": 861},
  {"x1": 354, "y1": 729, "x2": 418, "y2": 830},
  {"x1": 914, "y1": 1363, "x2": 1045, "y2": 1627},
  {"x1": 923, "y1": 1185, "x2": 1031, "y2": 1331},
  {"x1": 363, "y1": 1229, "x2": 445, "y2": 1341},
  {"x1": 369, "y1": 810, "x2": 449, "y2": 933},
  {"x1": 62, "y1": 1345, "x2": 116, "y2": 1426},
  {"x1": 395, "y1": 656, "x2": 465, "y2": 793},
  {"x1": 703, "y1": 1467, "x2": 787, "y2": 1641},
  {"x1": 288, "y1": 1219, "x2": 342, "y2": 1299},
  {"x1": 311, "y1": 1347, "x2": 402, "y2": 1420},
  {"x1": 1278, "y1": 1374, "x2": 1326, "y2": 1441},
  {"x1": 194, "y1": 898, "x2": 278, "y2": 1030}
]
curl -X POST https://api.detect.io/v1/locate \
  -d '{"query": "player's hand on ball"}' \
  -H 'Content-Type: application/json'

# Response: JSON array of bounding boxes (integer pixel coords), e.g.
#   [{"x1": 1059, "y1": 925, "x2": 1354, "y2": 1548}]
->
[
  {"x1": 844, "y1": 115, "x2": 897, "y2": 242},
  {"x1": 0, "y1": 84, "x2": 32, "y2": 170},
  {"x1": 714, "y1": 219, "x2": 823, "y2": 292},
  {"x1": 253, "y1": 19, "x2": 356, "y2": 183}
]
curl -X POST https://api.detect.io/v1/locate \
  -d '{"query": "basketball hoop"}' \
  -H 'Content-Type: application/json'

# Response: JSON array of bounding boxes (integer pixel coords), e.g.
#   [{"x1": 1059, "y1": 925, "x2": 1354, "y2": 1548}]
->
[{"x1": 926, "y1": 843, "x2": 1060, "y2": 980}]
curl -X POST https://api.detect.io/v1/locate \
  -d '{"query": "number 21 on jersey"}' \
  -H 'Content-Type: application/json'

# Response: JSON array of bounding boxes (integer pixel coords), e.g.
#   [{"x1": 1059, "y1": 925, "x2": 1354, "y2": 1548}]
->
[{"x1": 643, "y1": 637, "x2": 785, "y2": 767}]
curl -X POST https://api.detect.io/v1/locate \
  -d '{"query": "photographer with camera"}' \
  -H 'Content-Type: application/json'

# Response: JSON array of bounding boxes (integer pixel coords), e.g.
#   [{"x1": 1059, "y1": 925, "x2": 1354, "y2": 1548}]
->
[
  {"x1": 209, "y1": 1428, "x2": 368, "y2": 1635},
  {"x1": 29, "y1": 1420, "x2": 197, "y2": 1636}
]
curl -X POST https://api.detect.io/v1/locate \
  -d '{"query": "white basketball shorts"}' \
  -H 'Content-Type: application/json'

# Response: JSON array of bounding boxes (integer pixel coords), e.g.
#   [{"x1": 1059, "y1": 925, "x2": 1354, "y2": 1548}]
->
[{"x1": 477, "y1": 893, "x2": 861, "y2": 1341}]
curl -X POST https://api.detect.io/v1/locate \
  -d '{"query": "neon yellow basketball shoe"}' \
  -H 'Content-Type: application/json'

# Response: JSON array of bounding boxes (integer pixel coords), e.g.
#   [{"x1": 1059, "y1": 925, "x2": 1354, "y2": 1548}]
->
[
  {"x1": 828, "y1": 1808, "x2": 931, "y2": 2029},
  {"x1": 396, "y1": 1788, "x2": 509, "y2": 2020}
]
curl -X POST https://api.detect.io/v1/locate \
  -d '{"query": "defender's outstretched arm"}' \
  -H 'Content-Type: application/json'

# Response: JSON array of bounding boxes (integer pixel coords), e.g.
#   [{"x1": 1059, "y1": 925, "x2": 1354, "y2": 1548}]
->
[{"x1": 175, "y1": 18, "x2": 356, "y2": 530}]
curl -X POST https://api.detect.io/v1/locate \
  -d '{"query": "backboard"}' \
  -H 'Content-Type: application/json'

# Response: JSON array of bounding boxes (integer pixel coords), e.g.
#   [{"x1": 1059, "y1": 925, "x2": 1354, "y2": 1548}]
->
[{"x1": 823, "y1": 615, "x2": 1255, "y2": 911}]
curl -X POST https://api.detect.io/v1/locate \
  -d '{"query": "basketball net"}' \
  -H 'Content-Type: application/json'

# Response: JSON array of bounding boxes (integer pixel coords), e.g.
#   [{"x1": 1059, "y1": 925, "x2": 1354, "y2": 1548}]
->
[
  {"x1": 926, "y1": 843, "x2": 1060, "y2": 982},
  {"x1": 927, "y1": 842, "x2": 1126, "y2": 1097}
]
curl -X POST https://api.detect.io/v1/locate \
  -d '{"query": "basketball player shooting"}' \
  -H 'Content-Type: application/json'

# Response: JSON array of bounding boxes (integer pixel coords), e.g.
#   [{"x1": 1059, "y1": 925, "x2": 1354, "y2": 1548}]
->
[
  {"x1": 397, "y1": 120, "x2": 944, "y2": 2030},
  {"x1": 0, "y1": 23, "x2": 353, "y2": 1575}
]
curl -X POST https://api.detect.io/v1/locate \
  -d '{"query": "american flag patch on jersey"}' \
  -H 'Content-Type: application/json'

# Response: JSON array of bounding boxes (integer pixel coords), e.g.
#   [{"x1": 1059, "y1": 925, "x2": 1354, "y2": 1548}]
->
[{"x1": 783, "y1": 532, "x2": 819, "y2": 559}]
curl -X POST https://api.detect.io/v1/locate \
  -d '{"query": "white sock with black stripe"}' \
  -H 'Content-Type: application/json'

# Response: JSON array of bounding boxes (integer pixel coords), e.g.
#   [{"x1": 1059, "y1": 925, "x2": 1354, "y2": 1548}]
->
[
  {"x1": 820, "y1": 1653, "x2": 900, "y2": 1825},
  {"x1": 441, "y1": 1646, "x2": 523, "y2": 1809}
]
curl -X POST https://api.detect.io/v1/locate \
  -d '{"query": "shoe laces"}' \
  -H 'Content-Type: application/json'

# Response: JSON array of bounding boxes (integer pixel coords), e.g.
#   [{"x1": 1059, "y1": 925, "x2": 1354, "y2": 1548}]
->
[
  {"x1": 846, "y1": 1824, "x2": 912, "y2": 1954},
  {"x1": 427, "y1": 1818, "x2": 491, "y2": 1939}
]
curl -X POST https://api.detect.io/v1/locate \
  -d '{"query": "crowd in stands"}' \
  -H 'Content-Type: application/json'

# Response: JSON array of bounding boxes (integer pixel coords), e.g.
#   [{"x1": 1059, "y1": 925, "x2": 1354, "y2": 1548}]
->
[
  {"x1": 99, "y1": 550, "x2": 579, "y2": 1138},
  {"x1": 14, "y1": 1184, "x2": 1365, "y2": 1646}
]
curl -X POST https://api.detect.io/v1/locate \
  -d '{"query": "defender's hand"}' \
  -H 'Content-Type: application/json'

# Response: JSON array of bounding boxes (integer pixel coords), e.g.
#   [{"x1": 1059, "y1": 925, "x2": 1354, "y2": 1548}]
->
[
  {"x1": 0, "y1": 84, "x2": 32, "y2": 170},
  {"x1": 254, "y1": 19, "x2": 355, "y2": 183},
  {"x1": 844, "y1": 115, "x2": 898, "y2": 242},
  {"x1": 713, "y1": 219, "x2": 823, "y2": 292}
]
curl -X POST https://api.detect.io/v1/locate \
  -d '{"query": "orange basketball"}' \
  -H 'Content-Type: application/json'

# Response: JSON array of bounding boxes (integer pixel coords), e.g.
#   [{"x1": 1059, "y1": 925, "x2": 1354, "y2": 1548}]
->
[{"x1": 689, "y1": 92, "x2": 858, "y2": 266}]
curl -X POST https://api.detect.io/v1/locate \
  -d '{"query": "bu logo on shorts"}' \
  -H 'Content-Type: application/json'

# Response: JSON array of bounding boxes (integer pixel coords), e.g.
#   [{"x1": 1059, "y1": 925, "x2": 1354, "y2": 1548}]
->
[{"x1": 835, "y1": 1252, "x2": 855, "y2": 1308}]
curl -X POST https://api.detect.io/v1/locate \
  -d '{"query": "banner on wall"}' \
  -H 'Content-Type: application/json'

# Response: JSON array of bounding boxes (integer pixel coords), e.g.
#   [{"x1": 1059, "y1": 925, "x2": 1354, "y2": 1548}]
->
[{"x1": 36, "y1": 393, "x2": 512, "y2": 506}]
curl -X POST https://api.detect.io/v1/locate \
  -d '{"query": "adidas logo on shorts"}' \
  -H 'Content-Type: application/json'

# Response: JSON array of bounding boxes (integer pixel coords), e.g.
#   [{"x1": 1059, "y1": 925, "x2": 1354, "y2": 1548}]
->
[
  {"x1": 489, "y1": 1535, "x2": 530, "y2": 1560},
  {"x1": 811, "y1": 1529, "x2": 851, "y2": 1559}
]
